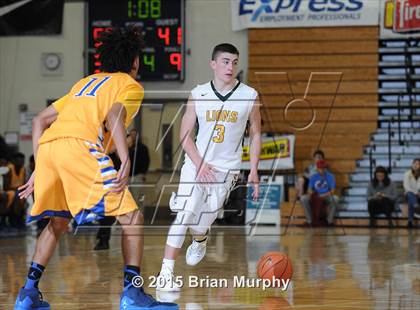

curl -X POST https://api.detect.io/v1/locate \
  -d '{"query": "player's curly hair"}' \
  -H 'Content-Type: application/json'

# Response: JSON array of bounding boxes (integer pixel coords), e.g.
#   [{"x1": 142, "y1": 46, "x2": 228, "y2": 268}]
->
[{"x1": 97, "y1": 26, "x2": 144, "y2": 73}]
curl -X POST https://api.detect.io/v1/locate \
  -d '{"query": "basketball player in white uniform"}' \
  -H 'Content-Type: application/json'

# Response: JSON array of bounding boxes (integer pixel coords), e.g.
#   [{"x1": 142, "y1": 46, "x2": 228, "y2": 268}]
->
[{"x1": 156, "y1": 43, "x2": 261, "y2": 291}]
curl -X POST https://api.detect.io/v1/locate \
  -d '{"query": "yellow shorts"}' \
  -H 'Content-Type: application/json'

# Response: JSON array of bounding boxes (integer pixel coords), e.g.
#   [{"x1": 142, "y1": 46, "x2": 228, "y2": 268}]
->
[{"x1": 28, "y1": 138, "x2": 138, "y2": 224}]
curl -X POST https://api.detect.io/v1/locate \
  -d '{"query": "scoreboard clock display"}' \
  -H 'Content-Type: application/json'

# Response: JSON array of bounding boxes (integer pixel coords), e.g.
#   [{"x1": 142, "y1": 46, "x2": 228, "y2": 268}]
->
[{"x1": 87, "y1": 0, "x2": 185, "y2": 81}]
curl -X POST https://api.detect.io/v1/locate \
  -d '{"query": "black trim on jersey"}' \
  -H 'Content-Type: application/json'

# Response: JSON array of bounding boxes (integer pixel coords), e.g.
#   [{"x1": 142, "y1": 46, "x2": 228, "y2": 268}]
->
[{"x1": 210, "y1": 80, "x2": 241, "y2": 102}]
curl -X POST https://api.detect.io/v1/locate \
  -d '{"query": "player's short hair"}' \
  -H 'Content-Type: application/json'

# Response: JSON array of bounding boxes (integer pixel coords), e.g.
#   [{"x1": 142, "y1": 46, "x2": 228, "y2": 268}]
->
[
  {"x1": 211, "y1": 43, "x2": 239, "y2": 60},
  {"x1": 97, "y1": 26, "x2": 144, "y2": 74}
]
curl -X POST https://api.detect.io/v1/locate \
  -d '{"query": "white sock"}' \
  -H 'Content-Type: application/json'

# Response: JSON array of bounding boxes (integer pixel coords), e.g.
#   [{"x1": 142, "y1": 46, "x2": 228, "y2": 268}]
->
[{"x1": 161, "y1": 258, "x2": 175, "y2": 273}]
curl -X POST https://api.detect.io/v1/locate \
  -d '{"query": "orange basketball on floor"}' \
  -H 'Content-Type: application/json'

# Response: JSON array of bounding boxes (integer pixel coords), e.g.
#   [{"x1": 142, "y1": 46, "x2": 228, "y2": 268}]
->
[{"x1": 257, "y1": 252, "x2": 293, "y2": 286}]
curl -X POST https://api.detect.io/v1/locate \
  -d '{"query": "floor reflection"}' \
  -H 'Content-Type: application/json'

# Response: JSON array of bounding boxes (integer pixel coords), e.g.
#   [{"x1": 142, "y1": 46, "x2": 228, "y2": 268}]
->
[{"x1": 0, "y1": 227, "x2": 419, "y2": 309}]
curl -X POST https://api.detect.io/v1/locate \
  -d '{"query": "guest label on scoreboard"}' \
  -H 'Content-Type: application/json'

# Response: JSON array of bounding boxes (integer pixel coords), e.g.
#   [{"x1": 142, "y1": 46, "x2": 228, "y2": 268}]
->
[{"x1": 87, "y1": 0, "x2": 185, "y2": 81}]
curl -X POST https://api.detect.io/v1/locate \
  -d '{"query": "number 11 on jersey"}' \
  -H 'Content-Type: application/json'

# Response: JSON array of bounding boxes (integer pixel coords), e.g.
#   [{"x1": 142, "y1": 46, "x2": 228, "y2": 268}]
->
[{"x1": 75, "y1": 76, "x2": 111, "y2": 97}]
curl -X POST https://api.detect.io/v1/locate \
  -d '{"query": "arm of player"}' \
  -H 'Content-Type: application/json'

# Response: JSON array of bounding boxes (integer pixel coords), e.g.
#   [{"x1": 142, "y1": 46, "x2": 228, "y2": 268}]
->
[
  {"x1": 248, "y1": 96, "x2": 262, "y2": 201},
  {"x1": 18, "y1": 102, "x2": 62, "y2": 199},
  {"x1": 106, "y1": 103, "x2": 130, "y2": 193},
  {"x1": 32, "y1": 95, "x2": 70, "y2": 160},
  {"x1": 103, "y1": 83, "x2": 143, "y2": 155},
  {"x1": 180, "y1": 95, "x2": 216, "y2": 183},
  {"x1": 103, "y1": 130, "x2": 134, "y2": 155}
]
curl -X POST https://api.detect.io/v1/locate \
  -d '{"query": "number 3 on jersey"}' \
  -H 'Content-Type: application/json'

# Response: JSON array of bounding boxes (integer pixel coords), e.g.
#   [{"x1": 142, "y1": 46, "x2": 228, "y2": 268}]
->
[
  {"x1": 75, "y1": 76, "x2": 111, "y2": 97},
  {"x1": 212, "y1": 124, "x2": 225, "y2": 143}
]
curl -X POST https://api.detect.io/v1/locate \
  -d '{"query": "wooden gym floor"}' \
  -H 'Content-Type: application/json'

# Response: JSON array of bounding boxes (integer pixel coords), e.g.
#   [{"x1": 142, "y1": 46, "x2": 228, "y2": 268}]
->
[{"x1": 0, "y1": 226, "x2": 419, "y2": 309}]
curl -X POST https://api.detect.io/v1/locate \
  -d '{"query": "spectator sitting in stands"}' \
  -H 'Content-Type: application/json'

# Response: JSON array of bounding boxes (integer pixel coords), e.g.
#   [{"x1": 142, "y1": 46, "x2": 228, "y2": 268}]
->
[
  {"x1": 367, "y1": 166, "x2": 397, "y2": 228},
  {"x1": 305, "y1": 160, "x2": 338, "y2": 226},
  {"x1": 297, "y1": 150, "x2": 326, "y2": 197},
  {"x1": 0, "y1": 158, "x2": 15, "y2": 231},
  {"x1": 403, "y1": 158, "x2": 420, "y2": 228},
  {"x1": 8, "y1": 153, "x2": 26, "y2": 190},
  {"x1": 7, "y1": 153, "x2": 26, "y2": 229},
  {"x1": 298, "y1": 150, "x2": 326, "y2": 226}
]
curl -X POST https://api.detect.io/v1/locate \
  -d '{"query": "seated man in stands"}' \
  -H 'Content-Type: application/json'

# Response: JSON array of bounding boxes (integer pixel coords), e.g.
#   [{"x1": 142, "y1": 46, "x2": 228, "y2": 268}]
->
[
  {"x1": 305, "y1": 160, "x2": 338, "y2": 226},
  {"x1": 367, "y1": 166, "x2": 397, "y2": 228},
  {"x1": 298, "y1": 150, "x2": 326, "y2": 225},
  {"x1": 403, "y1": 158, "x2": 420, "y2": 228}
]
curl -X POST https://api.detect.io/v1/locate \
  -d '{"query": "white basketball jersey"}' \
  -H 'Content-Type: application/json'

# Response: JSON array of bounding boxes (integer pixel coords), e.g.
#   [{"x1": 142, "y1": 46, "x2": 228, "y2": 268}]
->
[{"x1": 184, "y1": 81, "x2": 258, "y2": 172}]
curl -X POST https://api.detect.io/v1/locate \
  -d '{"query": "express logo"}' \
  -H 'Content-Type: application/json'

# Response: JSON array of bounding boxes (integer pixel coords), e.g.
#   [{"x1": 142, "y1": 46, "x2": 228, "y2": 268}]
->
[
  {"x1": 251, "y1": 0, "x2": 273, "y2": 21},
  {"x1": 239, "y1": 0, "x2": 364, "y2": 18}
]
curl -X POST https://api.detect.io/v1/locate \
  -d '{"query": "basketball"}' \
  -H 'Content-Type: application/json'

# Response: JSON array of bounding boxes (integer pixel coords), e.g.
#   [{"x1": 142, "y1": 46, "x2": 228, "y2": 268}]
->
[{"x1": 257, "y1": 252, "x2": 293, "y2": 285}]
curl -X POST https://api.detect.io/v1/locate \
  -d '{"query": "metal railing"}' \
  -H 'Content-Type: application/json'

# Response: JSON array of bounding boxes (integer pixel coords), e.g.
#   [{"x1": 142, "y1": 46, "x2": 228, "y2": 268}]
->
[
  {"x1": 404, "y1": 42, "x2": 415, "y2": 122},
  {"x1": 369, "y1": 141, "x2": 375, "y2": 181},
  {"x1": 387, "y1": 120, "x2": 392, "y2": 174},
  {"x1": 397, "y1": 93, "x2": 403, "y2": 145}
]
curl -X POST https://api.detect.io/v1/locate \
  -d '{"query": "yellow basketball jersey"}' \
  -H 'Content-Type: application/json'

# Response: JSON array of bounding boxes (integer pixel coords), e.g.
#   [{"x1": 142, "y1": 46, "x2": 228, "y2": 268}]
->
[{"x1": 39, "y1": 72, "x2": 144, "y2": 145}]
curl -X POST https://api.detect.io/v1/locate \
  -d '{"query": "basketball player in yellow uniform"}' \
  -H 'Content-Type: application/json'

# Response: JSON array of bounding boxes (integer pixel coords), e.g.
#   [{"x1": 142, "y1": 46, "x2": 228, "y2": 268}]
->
[{"x1": 14, "y1": 27, "x2": 178, "y2": 310}]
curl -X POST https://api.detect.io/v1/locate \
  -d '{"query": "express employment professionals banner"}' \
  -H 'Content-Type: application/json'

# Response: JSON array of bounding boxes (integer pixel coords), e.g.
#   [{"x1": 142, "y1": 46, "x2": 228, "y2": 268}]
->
[
  {"x1": 241, "y1": 135, "x2": 295, "y2": 170},
  {"x1": 231, "y1": 0, "x2": 380, "y2": 31}
]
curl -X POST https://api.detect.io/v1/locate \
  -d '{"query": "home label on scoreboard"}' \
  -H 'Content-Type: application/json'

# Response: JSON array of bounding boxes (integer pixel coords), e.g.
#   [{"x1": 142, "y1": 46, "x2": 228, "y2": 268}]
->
[{"x1": 87, "y1": 0, "x2": 185, "y2": 81}]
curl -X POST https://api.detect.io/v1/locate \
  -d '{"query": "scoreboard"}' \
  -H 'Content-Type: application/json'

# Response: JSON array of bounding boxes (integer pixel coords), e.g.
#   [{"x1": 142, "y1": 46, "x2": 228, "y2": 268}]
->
[{"x1": 87, "y1": 0, "x2": 185, "y2": 81}]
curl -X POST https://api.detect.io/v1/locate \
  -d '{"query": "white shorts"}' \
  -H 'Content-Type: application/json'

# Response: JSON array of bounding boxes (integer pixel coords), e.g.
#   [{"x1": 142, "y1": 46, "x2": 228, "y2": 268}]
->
[{"x1": 170, "y1": 163, "x2": 238, "y2": 217}]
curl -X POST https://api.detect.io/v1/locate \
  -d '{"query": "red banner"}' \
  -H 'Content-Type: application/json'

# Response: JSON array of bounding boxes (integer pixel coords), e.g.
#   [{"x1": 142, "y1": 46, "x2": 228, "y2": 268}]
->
[{"x1": 394, "y1": 0, "x2": 420, "y2": 32}]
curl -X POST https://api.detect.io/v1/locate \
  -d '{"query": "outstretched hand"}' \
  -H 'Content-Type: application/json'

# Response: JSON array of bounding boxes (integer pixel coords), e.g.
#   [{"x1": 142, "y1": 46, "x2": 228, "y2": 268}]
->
[{"x1": 18, "y1": 171, "x2": 35, "y2": 199}]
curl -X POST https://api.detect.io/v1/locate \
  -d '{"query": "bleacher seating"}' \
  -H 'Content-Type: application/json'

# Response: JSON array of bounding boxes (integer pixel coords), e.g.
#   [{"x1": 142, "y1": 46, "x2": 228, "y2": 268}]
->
[{"x1": 249, "y1": 30, "x2": 419, "y2": 227}]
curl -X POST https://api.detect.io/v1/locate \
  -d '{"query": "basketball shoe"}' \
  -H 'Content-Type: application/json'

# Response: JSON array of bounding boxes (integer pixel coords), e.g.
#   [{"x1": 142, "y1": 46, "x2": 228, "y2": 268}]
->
[
  {"x1": 120, "y1": 285, "x2": 178, "y2": 310},
  {"x1": 155, "y1": 267, "x2": 182, "y2": 292},
  {"x1": 14, "y1": 287, "x2": 50, "y2": 310},
  {"x1": 186, "y1": 238, "x2": 207, "y2": 266}
]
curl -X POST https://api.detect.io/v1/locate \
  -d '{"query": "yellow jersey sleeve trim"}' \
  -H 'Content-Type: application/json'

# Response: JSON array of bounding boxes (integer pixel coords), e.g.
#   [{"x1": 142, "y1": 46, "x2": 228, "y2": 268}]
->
[
  {"x1": 52, "y1": 94, "x2": 70, "y2": 113},
  {"x1": 116, "y1": 83, "x2": 144, "y2": 127}
]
